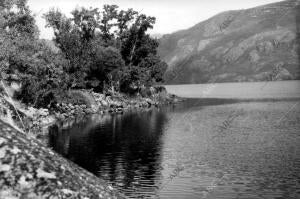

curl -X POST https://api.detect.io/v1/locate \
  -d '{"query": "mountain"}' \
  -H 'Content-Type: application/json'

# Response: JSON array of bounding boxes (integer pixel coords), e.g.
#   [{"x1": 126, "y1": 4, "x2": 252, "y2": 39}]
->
[
  {"x1": 150, "y1": 33, "x2": 164, "y2": 39},
  {"x1": 158, "y1": 0, "x2": 300, "y2": 84}
]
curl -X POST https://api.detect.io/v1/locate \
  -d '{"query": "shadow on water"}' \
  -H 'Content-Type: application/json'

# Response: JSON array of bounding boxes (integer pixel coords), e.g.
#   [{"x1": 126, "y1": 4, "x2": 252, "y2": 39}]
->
[
  {"x1": 49, "y1": 109, "x2": 168, "y2": 197},
  {"x1": 48, "y1": 97, "x2": 300, "y2": 198}
]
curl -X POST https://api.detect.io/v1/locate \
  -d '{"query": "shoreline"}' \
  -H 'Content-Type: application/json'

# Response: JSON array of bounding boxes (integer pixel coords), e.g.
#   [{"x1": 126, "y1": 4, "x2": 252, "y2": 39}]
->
[
  {"x1": 0, "y1": 120, "x2": 125, "y2": 198},
  {"x1": 1, "y1": 86, "x2": 183, "y2": 141}
]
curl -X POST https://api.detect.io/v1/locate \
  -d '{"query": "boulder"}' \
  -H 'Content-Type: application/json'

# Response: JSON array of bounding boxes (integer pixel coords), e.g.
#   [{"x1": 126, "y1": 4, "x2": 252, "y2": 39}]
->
[
  {"x1": 0, "y1": 120, "x2": 123, "y2": 198},
  {"x1": 38, "y1": 108, "x2": 49, "y2": 117},
  {"x1": 101, "y1": 99, "x2": 109, "y2": 107},
  {"x1": 68, "y1": 104, "x2": 74, "y2": 110},
  {"x1": 145, "y1": 98, "x2": 154, "y2": 106}
]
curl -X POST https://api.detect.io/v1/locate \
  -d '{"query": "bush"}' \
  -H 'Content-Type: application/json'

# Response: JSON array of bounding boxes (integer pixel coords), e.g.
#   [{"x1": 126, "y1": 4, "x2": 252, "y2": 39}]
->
[
  {"x1": 56, "y1": 93, "x2": 87, "y2": 106},
  {"x1": 2, "y1": 1, "x2": 169, "y2": 110}
]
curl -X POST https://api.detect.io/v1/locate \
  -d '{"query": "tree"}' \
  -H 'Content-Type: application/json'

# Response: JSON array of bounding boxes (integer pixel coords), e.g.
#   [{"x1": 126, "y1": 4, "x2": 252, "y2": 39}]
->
[
  {"x1": 0, "y1": 0, "x2": 37, "y2": 38},
  {"x1": 44, "y1": 6, "x2": 124, "y2": 91},
  {"x1": 0, "y1": 0, "x2": 38, "y2": 75},
  {"x1": 115, "y1": 65, "x2": 143, "y2": 93},
  {"x1": 86, "y1": 45, "x2": 124, "y2": 91},
  {"x1": 138, "y1": 54, "x2": 168, "y2": 85},
  {"x1": 0, "y1": 0, "x2": 71, "y2": 108},
  {"x1": 100, "y1": 5, "x2": 118, "y2": 42},
  {"x1": 72, "y1": 7, "x2": 100, "y2": 42},
  {"x1": 44, "y1": 4, "x2": 167, "y2": 94},
  {"x1": 44, "y1": 8, "x2": 100, "y2": 89},
  {"x1": 119, "y1": 14, "x2": 156, "y2": 66},
  {"x1": 14, "y1": 39, "x2": 70, "y2": 108},
  {"x1": 115, "y1": 8, "x2": 138, "y2": 37}
]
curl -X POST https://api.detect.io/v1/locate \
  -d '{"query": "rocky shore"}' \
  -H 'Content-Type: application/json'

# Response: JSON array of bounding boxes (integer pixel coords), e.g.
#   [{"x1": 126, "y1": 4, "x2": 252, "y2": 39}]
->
[
  {"x1": 1, "y1": 85, "x2": 182, "y2": 139},
  {"x1": 0, "y1": 119, "x2": 125, "y2": 198},
  {"x1": 0, "y1": 86, "x2": 181, "y2": 198}
]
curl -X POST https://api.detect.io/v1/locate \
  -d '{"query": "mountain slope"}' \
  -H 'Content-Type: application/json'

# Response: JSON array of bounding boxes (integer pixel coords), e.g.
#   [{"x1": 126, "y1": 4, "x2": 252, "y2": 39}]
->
[{"x1": 158, "y1": 0, "x2": 300, "y2": 84}]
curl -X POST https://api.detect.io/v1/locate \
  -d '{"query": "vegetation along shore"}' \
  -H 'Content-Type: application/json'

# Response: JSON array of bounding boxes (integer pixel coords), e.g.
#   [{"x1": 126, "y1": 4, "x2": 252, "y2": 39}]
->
[
  {"x1": 0, "y1": 0, "x2": 181, "y2": 137},
  {"x1": 0, "y1": 0, "x2": 181, "y2": 197}
]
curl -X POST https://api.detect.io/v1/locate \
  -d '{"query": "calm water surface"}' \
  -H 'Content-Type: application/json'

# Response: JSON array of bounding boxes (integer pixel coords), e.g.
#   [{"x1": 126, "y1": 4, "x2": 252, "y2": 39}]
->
[
  {"x1": 165, "y1": 80, "x2": 300, "y2": 99},
  {"x1": 49, "y1": 81, "x2": 300, "y2": 199}
]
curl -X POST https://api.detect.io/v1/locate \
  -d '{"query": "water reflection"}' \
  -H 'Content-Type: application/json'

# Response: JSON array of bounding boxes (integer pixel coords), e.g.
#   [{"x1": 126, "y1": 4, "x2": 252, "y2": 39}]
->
[
  {"x1": 49, "y1": 98, "x2": 300, "y2": 199},
  {"x1": 49, "y1": 109, "x2": 168, "y2": 198}
]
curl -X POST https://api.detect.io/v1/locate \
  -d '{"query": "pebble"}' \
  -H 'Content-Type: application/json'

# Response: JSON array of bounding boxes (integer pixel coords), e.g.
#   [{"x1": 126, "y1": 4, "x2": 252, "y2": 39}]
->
[
  {"x1": 0, "y1": 164, "x2": 11, "y2": 171},
  {"x1": 0, "y1": 137, "x2": 6, "y2": 145}
]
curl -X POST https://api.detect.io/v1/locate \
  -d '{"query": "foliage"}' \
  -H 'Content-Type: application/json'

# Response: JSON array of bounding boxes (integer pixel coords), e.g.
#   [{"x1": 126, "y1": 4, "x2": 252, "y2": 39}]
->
[
  {"x1": 0, "y1": 0, "x2": 36, "y2": 74},
  {"x1": 44, "y1": 4, "x2": 167, "y2": 93},
  {"x1": 115, "y1": 65, "x2": 143, "y2": 93},
  {"x1": 0, "y1": 0, "x2": 38, "y2": 38},
  {"x1": 14, "y1": 41, "x2": 69, "y2": 108},
  {"x1": 0, "y1": 2, "x2": 168, "y2": 108},
  {"x1": 0, "y1": 0, "x2": 69, "y2": 108},
  {"x1": 86, "y1": 45, "x2": 124, "y2": 91}
]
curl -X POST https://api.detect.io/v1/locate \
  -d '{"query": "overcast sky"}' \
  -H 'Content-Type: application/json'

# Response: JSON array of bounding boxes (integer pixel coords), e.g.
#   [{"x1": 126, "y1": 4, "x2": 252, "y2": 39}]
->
[{"x1": 28, "y1": 0, "x2": 282, "y2": 39}]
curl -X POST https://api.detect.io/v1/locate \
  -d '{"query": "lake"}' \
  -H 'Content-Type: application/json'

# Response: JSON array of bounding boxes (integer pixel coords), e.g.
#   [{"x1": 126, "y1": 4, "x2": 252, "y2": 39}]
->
[
  {"x1": 48, "y1": 81, "x2": 300, "y2": 199},
  {"x1": 165, "y1": 80, "x2": 300, "y2": 99}
]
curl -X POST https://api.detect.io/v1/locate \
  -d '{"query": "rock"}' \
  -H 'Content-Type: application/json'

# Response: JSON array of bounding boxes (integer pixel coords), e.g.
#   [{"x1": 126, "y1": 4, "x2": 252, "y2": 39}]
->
[
  {"x1": 173, "y1": 98, "x2": 180, "y2": 103},
  {"x1": 0, "y1": 164, "x2": 11, "y2": 172},
  {"x1": 0, "y1": 120, "x2": 123, "y2": 198},
  {"x1": 101, "y1": 100, "x2": 109, "y2": 107},
  {"x1": 38, "y1": 109, "x2": 49, "y2": 117},
  {"x1": 60, "y1": 115, "x2": 66, "y2": 120},
  {"x1": 109, "y1": 101, "x2": 123, "y2": 109},
  {"x1": 145, "y1": 98, "x2": 154, "y2": 107},
  {"x1": 36, "y1": 168, "x2": 56, "y2": 179},
  {"x1": 122, "y1": 103, "x2": 128, "y2": 109},
  {"x1": 40, "y1": 116, "x2": 56, "y2": 126},
  {"x1": 96, "y1": 94, "x2": 106, "y2": 101},
  {"x1": 117, "y1": 107, "x2": 123, "y2": 111},
  {"x1": 26, "y1": 107, "x2": 37, "y2": 118},
  {"x1": 106, "y1": 96, "x2": 112, "y2": 103}
]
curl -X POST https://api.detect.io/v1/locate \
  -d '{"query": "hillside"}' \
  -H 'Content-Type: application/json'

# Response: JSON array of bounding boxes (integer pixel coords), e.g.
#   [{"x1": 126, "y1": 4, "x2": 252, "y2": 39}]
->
[{"x1": 158, "y1": 0, "x2": 300, "y2": 84}]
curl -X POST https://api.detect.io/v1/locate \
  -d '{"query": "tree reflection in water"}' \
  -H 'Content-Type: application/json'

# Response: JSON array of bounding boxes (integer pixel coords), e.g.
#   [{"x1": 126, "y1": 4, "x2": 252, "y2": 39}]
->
[{"x1": 49, "y1": 109, "x2": 168, "y2": 197}]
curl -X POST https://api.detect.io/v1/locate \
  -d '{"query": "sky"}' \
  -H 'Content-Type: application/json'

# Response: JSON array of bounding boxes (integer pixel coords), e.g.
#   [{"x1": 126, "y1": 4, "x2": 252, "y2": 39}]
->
[{"x1": 28, "y1": 0, "x2": 282, "y2": 39}]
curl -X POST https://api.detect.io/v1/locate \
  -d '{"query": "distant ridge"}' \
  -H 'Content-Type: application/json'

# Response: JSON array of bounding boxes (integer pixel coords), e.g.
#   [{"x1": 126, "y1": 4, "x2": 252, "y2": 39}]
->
[{"x1": 158, "y1": 0, "x2": 300, "y2": 84}]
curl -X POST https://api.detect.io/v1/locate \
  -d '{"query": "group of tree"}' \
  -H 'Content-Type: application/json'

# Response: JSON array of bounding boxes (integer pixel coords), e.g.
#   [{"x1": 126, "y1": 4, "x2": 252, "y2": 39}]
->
[{"x1": 0, "y1": 0, "x2": 167, "y2": 108}]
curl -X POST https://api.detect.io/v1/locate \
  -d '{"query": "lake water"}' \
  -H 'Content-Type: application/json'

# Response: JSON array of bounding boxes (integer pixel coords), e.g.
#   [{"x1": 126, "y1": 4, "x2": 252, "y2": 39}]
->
[
  {"x1": 165, "y1": 80, "x2": 300, "y2": 99},
  {"x1": 48, "y1": 81, "x2": 300, "y2": 199}
]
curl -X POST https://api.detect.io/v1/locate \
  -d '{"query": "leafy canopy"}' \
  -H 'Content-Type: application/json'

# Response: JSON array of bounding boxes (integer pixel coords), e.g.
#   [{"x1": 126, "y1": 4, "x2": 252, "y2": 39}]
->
[
  {"x1": 0, "y1": 2, "x2": 168, "y2": 108},
  {"x1": 44, "y1": 4, "x2": 167, "y2": 92}
]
